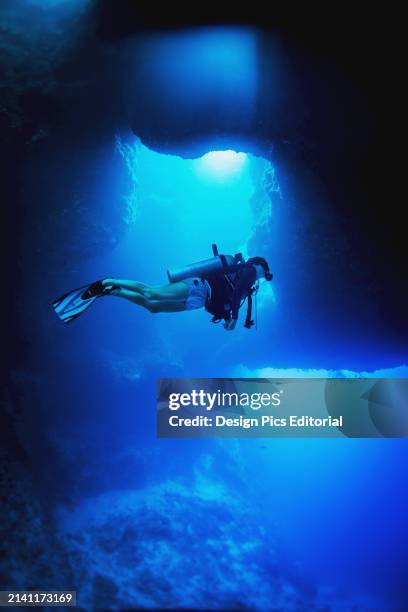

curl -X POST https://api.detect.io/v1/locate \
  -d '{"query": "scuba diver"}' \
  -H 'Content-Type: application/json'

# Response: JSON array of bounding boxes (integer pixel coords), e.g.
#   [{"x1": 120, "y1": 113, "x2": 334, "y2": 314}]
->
[{"x1": 52, "y1": 245, "x2": 273, "y2": 330}]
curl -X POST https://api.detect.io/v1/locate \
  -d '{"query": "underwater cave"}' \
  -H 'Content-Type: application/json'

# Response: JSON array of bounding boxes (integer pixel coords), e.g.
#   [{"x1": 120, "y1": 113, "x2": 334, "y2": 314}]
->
[{"x1": 1, "y1": 3, "x2": 407, "y2": 610}]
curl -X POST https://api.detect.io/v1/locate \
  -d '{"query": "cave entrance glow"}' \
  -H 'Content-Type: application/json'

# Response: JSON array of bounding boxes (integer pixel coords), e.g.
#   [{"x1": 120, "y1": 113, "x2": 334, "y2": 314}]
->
[
  {"x1": 194, "y1": 150, "x2": 248, "y2": 181},
  {"x1": 115, "y1": 139, "x2": 277, "y2": 280}
]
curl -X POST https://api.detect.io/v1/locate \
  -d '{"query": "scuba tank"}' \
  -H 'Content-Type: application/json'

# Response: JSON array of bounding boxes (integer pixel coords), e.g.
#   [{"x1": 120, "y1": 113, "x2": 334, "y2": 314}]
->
[{"x1": 167, "y1": 244, "x2": 242, "y2": 283}]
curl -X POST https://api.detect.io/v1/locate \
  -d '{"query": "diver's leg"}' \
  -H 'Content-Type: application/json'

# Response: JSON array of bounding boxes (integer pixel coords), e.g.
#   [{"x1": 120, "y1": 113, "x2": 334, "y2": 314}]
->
[
  {"x1": 110, "y1": 288, "x2": 187, "y2": 313},
  {"x1": 148, "y1": 282, "x2": 189, "y2": 300},
  {"x1": 148, "y1": 299, "x2": 188, "y2": 313},
  {"x1": 110, "y1": 288, "x2": 146, "y2": 307},
  {"x1": 102, "y1": 278, "x2": 148, "y2": 294},
  {"x1": 103, "y1": 279, "x2": 189, "y2": 301}
]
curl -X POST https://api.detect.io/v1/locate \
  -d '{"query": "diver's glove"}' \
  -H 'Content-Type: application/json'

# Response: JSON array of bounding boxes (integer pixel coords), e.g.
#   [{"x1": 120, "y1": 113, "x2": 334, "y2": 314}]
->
[{"x1": 223, "y1": 318, "x2": 237, "y2": 331}]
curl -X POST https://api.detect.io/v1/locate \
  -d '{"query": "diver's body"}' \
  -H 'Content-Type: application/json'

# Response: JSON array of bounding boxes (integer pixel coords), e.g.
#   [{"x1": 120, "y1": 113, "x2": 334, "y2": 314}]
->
[
  {"x1": 100, "y1": 257, "x2": 271, "y2": 330},
  {"x1": 52, "y1": 254, "x2": 272, "y2": 329}
]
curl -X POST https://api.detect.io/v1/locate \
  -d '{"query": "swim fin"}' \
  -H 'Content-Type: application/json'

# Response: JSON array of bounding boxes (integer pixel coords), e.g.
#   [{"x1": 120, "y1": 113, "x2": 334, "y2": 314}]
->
[
  {"x1": 81, "y1": 279, "x2": 107, "y2": 299},
  {"x1": 52, "y1": 280, "x2": 111, "y2": 324}
]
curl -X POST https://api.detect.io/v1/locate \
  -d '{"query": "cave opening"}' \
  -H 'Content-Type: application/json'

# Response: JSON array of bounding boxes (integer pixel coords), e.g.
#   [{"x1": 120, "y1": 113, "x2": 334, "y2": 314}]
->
[{"x1": 113, "y1": 137, "x2": 278, "y2": 284}]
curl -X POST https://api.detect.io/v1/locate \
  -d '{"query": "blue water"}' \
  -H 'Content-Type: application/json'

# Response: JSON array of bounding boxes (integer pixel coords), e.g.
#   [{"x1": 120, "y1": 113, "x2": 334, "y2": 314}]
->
[{"x1": 21, "y1": 138, "x2": 405, "y2": 610}]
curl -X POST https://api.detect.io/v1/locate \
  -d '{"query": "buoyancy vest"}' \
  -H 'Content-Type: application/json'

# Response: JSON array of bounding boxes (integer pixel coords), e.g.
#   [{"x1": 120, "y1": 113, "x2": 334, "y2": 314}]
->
[{"x1": 203, "y1": 265, "x2": 257, "y2": 327}]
